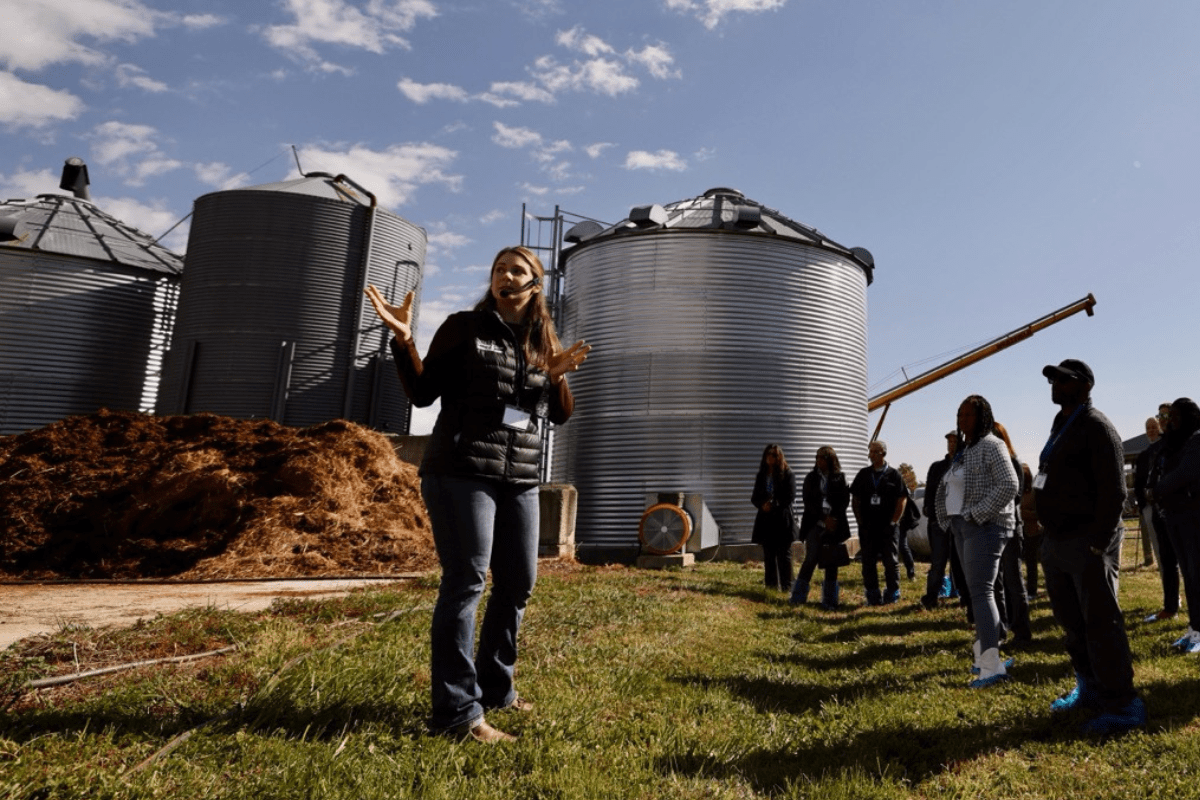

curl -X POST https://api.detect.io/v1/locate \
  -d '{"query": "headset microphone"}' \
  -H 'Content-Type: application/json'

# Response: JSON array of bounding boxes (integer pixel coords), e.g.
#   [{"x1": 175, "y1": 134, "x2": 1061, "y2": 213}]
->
[{"x1": 499, "y1": 274, "x2": 540, "y2": 298}]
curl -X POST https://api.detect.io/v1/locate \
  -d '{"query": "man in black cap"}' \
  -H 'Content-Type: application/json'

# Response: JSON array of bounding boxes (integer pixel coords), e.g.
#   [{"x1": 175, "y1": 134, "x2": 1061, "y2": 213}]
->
[{"x1": 1035, "y1": 358, "x2": 1144, "y2": 734}]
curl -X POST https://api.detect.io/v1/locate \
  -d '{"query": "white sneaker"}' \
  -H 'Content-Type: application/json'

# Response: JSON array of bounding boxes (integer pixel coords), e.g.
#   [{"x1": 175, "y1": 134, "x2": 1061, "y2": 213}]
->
[{"x1": 1185, "y1": 630, "x2": 1200, "y2": 655}]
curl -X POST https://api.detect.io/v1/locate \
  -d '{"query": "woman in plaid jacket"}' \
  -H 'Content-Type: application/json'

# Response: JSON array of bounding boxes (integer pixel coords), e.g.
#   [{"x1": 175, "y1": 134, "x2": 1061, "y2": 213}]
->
[{"x1": 936, "y1": 395, "x2": 1020, "y2": 687}]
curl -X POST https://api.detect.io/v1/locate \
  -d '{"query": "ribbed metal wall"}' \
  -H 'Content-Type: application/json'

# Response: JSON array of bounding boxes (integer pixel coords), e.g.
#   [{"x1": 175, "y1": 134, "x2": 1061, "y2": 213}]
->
[
  {"x1": 554, "y1": 230, "x2": 870, "y2": 550},
  {"x1": 0, "y1": 253, "x2": 178, "y2": 435},
  {"x1": 0, "y1": 192, "x2": 182, "y2": 436},
  {"x1": 156, "y1": 178, "x2": 425, "y2": 431}
]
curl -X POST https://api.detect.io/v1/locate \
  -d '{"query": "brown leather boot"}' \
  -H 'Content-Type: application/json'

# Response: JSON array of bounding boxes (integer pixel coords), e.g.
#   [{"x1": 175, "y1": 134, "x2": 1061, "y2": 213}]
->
[{"x1": 445, "y1": 719, "x2": 517, "y2": 743}]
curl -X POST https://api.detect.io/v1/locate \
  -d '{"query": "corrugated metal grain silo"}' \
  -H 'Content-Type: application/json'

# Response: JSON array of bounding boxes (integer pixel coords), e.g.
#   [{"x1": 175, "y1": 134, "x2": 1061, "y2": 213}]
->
[
  {"x1": 553, "y1": 188, "x2": 875, "y2": 558},
  {"x1": 0, "y1": 161, "x2": 182, "y2": 435},
  {"x1": 156, "y1": 172, "x2": 425, "y2": 431}
]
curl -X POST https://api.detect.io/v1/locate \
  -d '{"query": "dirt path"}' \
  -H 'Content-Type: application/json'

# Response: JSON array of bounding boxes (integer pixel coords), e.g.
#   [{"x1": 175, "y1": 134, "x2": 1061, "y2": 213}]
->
[{"x1": 0, "y1": 578, "x2": 415, "y2": 649}]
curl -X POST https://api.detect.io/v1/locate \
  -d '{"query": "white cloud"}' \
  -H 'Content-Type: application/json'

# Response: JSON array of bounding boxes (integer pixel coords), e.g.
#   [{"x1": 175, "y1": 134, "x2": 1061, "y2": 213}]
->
[
  {"x1": 296, "y1": 141, "x2": 462, "y2": 209},
  {"x1": 531, "y1": 54, "x2": 638, "y2": 97},
  {"x1": 84, "y1": 121, "x2": 185, "y2": 186},
  {"x1": 180, "y1": 14, "x2": 224, "y2": 30},
  {"x1": 664, "y1": 0, "x2": 788, "y2": 30},
  {"x1": 0, "y1": 72, "x2": 84, "y2": 129},
  {"x1": 94, "y1": 193, "x2": 188, "y2": 248},
  {"x1": 492, "y1": 122, "x2": 543, "y2": 149},
  {"x1": 519, "y1": 182, "x2": 552, "y2": 197},
  {"x1": 556, "y1": 25, "x2": 615, "y2": 57},
  {"x1": 264, "y1": 0, "x2": 437, "y2": 69},
  {"x1": 0, "y1": 0, "x2": 158, "y2": 71},
  {"x1": 585, "y1": 142, "x2": 615, "y2": 159},
  {"x1": 624, "y1": 149, "x2": 687, "y2": 171},
  {"x1": 398, "y1": 77, "x2": 470, "y2": 103},
  {"x1": 0, "y1": 167, "x2": 58, "y2": 200},
  {"x1": 485, "y1": 81, "x2": 555, "y2": 105},
  {"x1": 115, "y1": 63, "x2": 168, "y2": 92},
  {"x1": 626, "y1": 44, "x2": 679, "y2": 80},
  {"x1": 426, "y1": 230, "x2": 471, "y2": 253},
  {"x1": 194, "y1": 162, "x2": 252, "y2": 190},
  {"x1": 480, "y1": 209, "x2": 507, "y2": 224}
]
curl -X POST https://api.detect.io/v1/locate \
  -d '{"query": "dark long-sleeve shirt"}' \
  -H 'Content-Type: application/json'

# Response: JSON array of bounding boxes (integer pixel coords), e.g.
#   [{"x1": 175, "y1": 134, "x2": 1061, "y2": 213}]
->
[{"x1": 1033, "y1": 400, "x2": 1126, "y2": 547}]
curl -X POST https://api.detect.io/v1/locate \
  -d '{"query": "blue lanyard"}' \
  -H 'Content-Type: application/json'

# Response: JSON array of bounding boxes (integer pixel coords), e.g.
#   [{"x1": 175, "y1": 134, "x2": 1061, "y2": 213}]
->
[
  {"x1": 1039, "y1": 405, "x2": 1085, "y2": 471},
  {"x1": 871, "y1": 466, "x2": 886, "y2": 491}
]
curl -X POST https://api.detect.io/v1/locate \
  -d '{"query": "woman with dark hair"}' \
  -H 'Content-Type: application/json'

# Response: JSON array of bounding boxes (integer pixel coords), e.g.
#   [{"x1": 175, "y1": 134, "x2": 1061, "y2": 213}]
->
[
  {"x1": 789, "y1": 445, "x2": 852, "y2": 609},
  {"x1": 1151, "y1": 397, "x2": 1200, "y2": 654},
  {"x1": 751, "y1": 444, "x2": 798, "y2": 592},
  {"x1": 366, "y1": 245, "x2": 591, "y2": 743},
  {"x1": 936, "y1": 394, "x2": 1019, "y2": 687}
]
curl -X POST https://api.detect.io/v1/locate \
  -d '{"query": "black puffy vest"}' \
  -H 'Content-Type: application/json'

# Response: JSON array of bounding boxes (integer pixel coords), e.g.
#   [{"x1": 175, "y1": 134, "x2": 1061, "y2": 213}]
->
[{"x1": 423, "y1": 312, "x2": 551, "y2": 484}]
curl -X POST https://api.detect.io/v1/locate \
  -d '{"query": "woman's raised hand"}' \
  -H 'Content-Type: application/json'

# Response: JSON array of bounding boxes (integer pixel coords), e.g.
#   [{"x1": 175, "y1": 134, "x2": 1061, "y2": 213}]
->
[
  {"x1": 365, "y1": 284, "x2": 414, "y2": 344},
  {"x1": 548, "y1": 339, "x2": 592, "y2": 383}
]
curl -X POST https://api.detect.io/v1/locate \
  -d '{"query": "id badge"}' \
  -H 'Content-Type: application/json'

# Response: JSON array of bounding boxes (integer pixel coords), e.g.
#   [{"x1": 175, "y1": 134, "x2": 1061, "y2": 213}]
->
[
  {"x1": 870, "y1": 495, "x2": 881, "y2": 506},
  {"x1": 1033, "y1": 472, "x2": 1047, "y2": 490},
  {"x1": 502, "y1": 405, "x2": 533, "y2": 431}
]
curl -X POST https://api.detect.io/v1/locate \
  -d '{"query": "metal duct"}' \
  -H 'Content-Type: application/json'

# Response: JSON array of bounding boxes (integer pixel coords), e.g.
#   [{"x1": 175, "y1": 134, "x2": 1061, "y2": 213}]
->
[{"x1": 553, "y1": 190, "x2": 872, "y2": 555}]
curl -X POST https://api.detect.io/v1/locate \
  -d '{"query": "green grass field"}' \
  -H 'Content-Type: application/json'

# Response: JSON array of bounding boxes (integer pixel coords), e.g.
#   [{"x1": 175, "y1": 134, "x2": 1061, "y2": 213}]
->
[{"x1": 3, "y1": 542, "x2": 1199, "y2": 799}]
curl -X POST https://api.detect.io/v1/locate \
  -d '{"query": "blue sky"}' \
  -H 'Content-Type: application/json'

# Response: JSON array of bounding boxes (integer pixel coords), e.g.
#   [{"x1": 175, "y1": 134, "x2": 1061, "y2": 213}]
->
[{"x1": 3, "y1": 0, "x2": 1197, "y2": 477}]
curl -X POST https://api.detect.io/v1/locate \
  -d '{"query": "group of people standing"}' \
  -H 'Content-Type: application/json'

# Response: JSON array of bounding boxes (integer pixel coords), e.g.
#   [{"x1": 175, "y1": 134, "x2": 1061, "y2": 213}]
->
[
  {"x1": 1135, "y1": 399, "x2": 1200, "y2": 656},
  {"x1": 757, "y1": 358, "x2": 1155, "y2": 736},
  {"x1": 366, "y1": 247, "x2": 1170, "y2": 745}
]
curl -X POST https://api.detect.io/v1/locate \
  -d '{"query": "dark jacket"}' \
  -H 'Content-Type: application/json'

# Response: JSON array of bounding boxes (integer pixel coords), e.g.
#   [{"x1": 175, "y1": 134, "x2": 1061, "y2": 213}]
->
[
  {"x1": 751, "y1": 467, "x2": 797, "y2": 548},
  {"x1": 850, "y1": 464, "x2": 906, "y2": 536},
  {"x1": 391, "y1": 309, "x2": 574, "y2": 484},
  {"x1": 1155, "y1": 430, "x2": 1200, "y2": 515},
  {"x1": 799, "y1": 469, "x2": 851, "y2": 544},
  {"x1": 924, "y1": 457, "x2": 951, "y2": 519},
  {"x1": 1134, "y1": 438, "x2": 1164, "y2": 511},
  {"x1": 1033, "y1": 401, "x2": 1125, "y2": 547}
]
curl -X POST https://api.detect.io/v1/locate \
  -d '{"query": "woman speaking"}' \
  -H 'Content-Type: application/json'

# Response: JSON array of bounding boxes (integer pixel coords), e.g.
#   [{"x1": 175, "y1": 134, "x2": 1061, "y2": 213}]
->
[{"x1": 366, "y1": 246, "x2": 590, "y2": 743}]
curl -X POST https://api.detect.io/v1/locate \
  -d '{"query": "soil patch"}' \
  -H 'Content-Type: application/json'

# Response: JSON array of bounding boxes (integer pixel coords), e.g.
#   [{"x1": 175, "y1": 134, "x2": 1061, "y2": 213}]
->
[{"x1": 0, "y1": 410, "x2": 437, "y2": 580}]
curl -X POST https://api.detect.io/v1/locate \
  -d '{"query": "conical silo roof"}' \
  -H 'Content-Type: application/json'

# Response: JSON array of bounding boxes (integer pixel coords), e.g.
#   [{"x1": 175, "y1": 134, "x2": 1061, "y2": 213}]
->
[
  {"x1": 0, "y1": 194, "x2": 183, "y2": 275},
  {"x1": 567, "y1": 186, "x2": 874, "y2": 283}
]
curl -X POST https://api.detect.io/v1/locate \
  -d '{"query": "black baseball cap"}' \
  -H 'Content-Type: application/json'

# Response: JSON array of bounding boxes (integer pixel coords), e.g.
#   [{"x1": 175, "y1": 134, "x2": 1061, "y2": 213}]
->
[{"x1": 1042, "y1": 358, "x2": 1095, "y2": 388}]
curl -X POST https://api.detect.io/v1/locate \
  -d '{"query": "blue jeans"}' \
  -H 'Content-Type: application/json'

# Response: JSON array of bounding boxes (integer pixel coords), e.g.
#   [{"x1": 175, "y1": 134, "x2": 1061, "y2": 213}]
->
[
  {"x1": 421, "y1": 474, "x2": 539, "y2": 730},
  {"x1": 949, "y1": 516, "x2": 1008, "y2": 653}
]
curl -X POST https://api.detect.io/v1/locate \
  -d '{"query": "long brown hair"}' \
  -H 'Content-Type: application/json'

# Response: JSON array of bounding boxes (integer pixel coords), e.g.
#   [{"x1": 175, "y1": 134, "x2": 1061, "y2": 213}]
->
[
  {"x1": 474, "y1": 245, "x2": 562, "y2": 368},
  {"x1": 992, "y1": 420, "x2": 1018, "y2": 459},
  {"x1": 758, "y1": 443, "x2": 788, "y2": 477}
]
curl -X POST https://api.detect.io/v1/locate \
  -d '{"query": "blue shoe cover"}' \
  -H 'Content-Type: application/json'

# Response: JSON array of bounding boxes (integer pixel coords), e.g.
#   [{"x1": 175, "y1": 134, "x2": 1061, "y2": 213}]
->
[
  {"x1": 971, "y1": 657, "x2": 1014, "y2": 676},
  {"x1": 968, "y1": 673, "x2": 1010, "y2": 689},
  {"x1": 882, "y1": 588, "x2": 901, "y2": 604},
  {"x1": 1081, "y1": 697, "x2": 1146, "y2": 736},
  {"x1": 1051, "y1": 674, "x2": 1097, "y2": 713}
]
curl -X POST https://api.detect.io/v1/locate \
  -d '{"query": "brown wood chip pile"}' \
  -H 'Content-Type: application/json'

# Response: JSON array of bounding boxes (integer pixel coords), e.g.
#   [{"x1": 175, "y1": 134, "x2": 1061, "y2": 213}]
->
[{"x1": 0, "y1": 409, "x2": 437, "y2": 580}]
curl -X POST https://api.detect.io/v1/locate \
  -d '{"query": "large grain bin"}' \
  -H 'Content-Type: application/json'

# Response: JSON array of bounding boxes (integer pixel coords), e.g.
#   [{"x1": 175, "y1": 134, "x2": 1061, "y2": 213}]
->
[
  {"x1": 0, "y1": 184, "x2": 182, "y2": 435},
  {"x1": 157, "y1": 172, "x2": 425, "y2": 431},
  {"x1": 553, "y1": 188, "x2": 875, "y2": 559}
]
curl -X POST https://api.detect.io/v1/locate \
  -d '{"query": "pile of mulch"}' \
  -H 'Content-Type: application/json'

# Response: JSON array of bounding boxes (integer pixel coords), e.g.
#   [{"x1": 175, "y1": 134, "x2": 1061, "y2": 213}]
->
[{"x1": 0, "y1": 409, "x2": 437, "y2": 580}]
